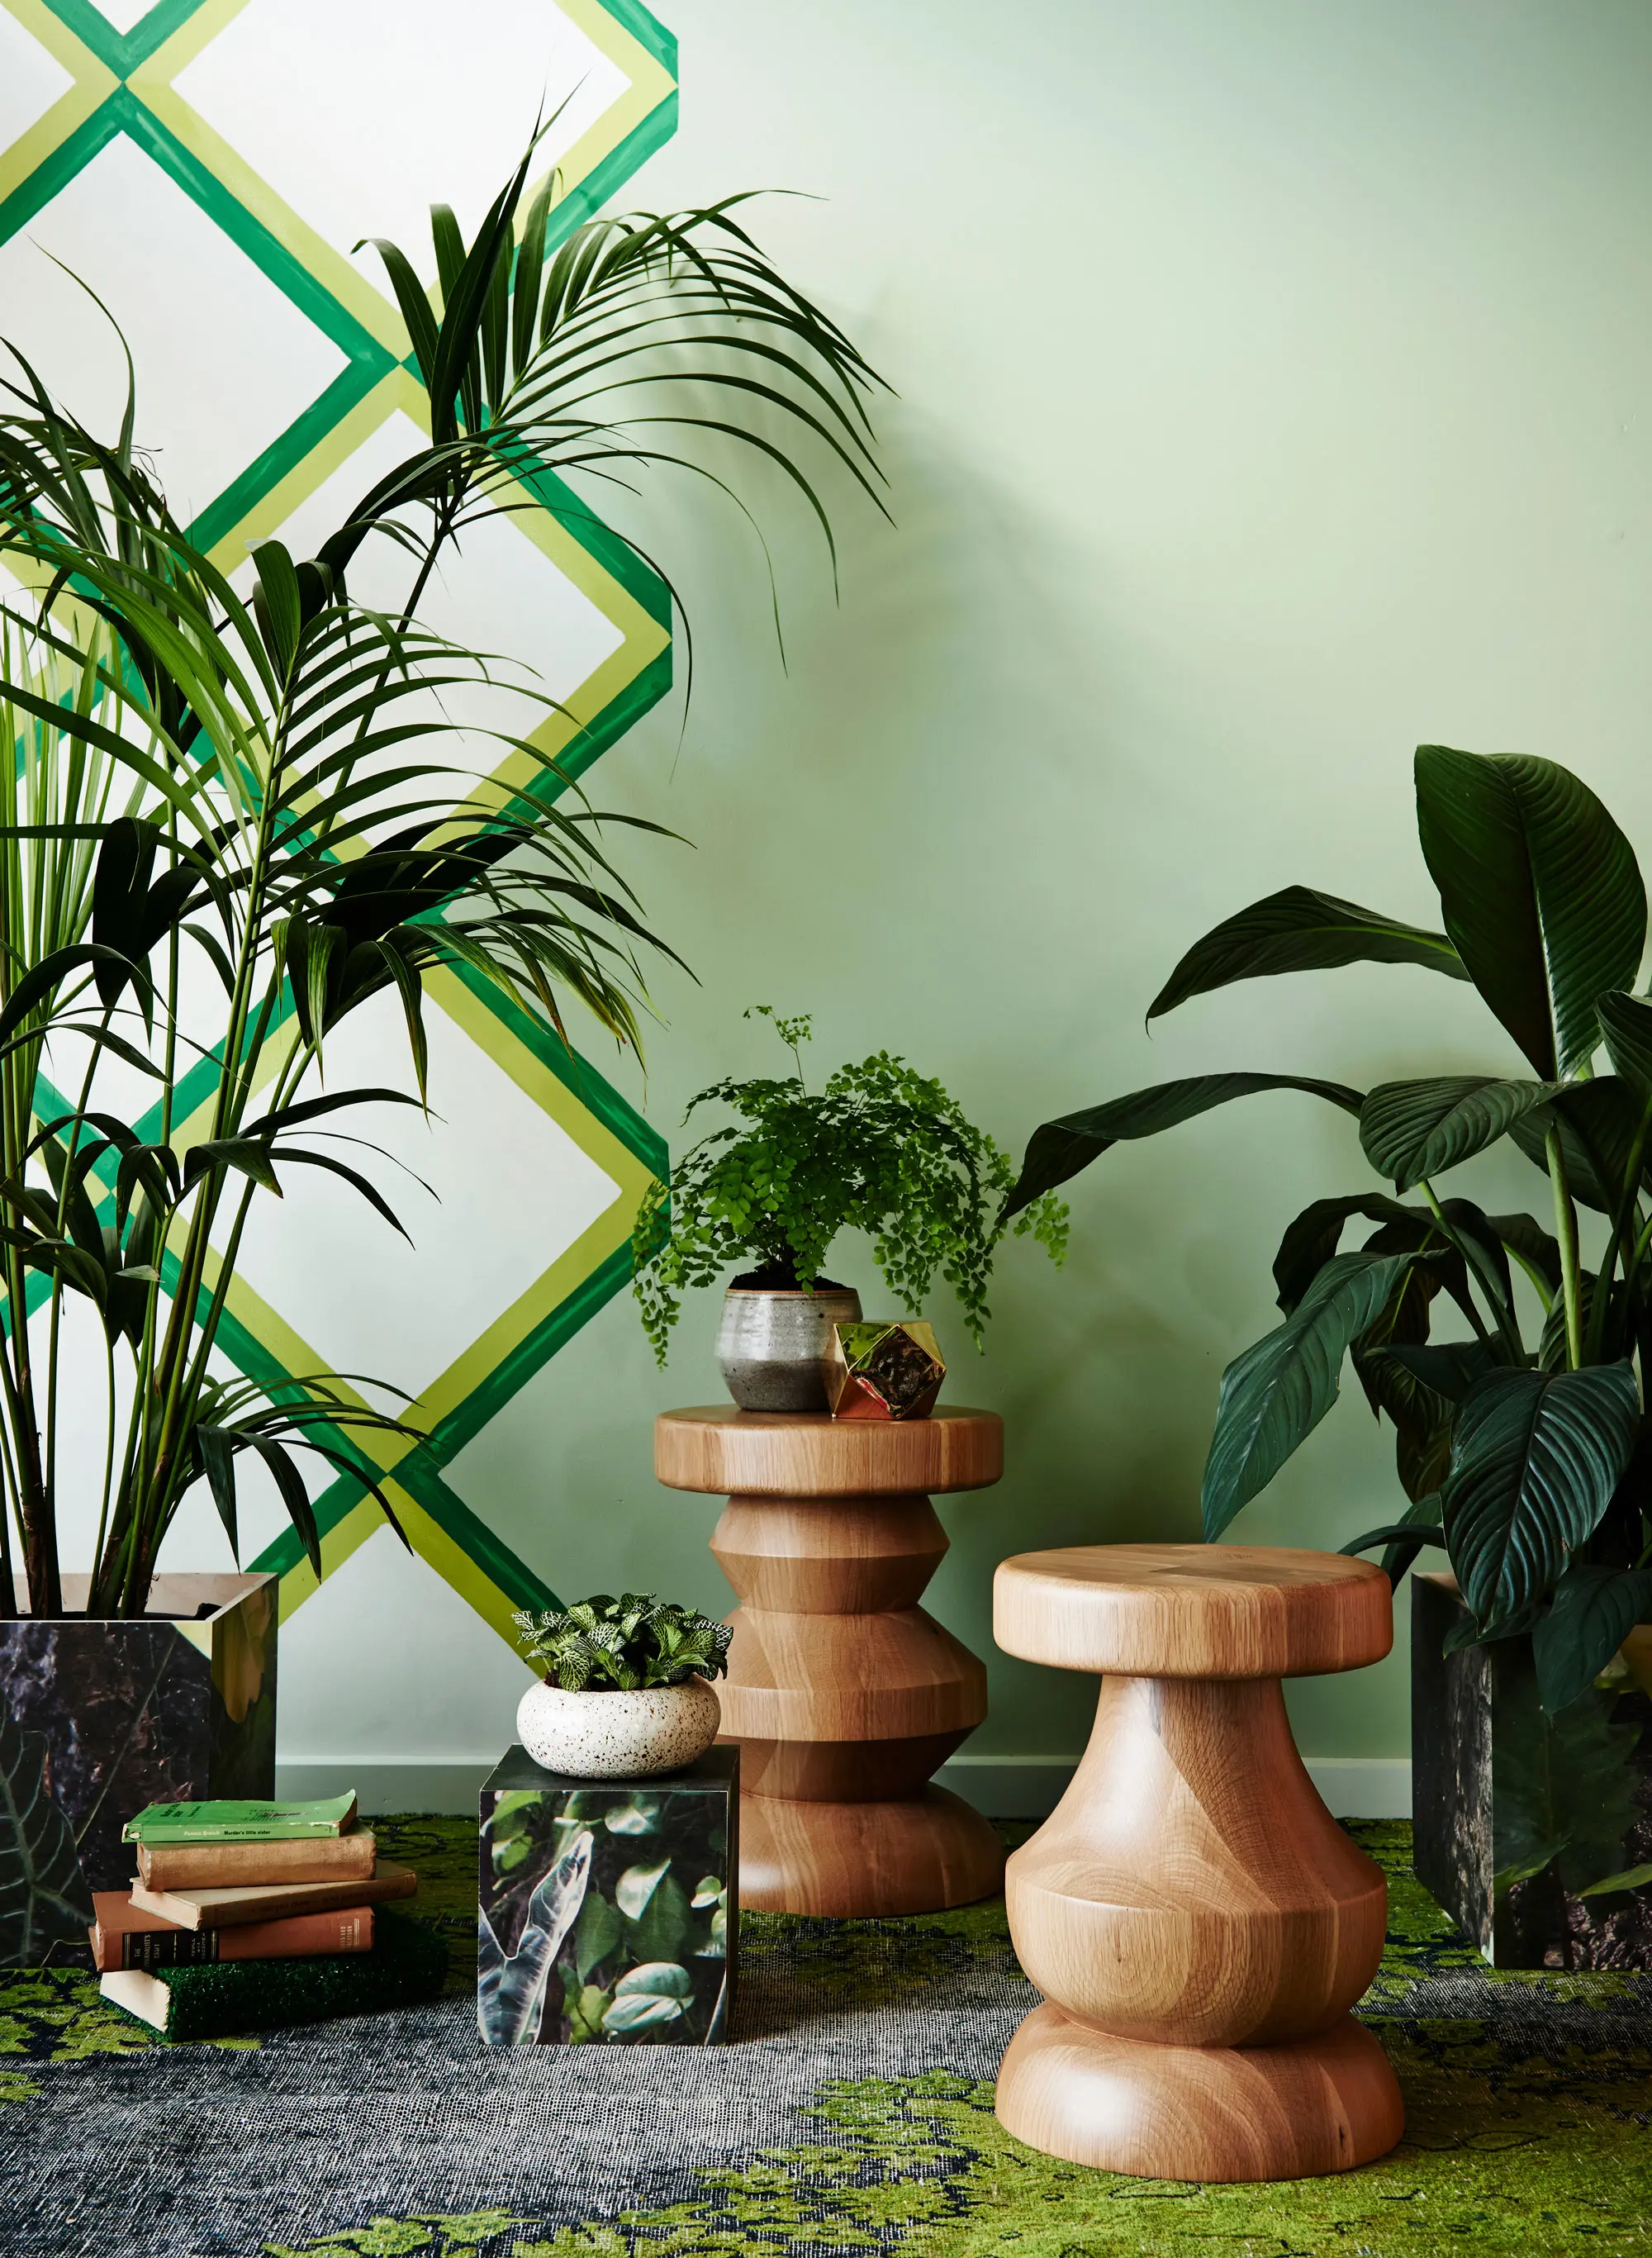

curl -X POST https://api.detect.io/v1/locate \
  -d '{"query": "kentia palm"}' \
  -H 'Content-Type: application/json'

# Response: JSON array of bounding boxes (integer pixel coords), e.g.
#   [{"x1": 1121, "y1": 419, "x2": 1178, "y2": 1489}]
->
[
  {"x1": 1004, "y1": 747, "x2": 1652, "y2": 1956},
  {"x1": 0, "y1": 141, "x2": 883, "y2": 1626}
]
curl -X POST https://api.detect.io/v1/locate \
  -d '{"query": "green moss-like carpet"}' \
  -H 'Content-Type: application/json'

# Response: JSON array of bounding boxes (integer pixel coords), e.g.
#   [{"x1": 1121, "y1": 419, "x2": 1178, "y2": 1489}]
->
[{"x1": 1, "y1": 1819, "x2": 1649, "y2": 2257}]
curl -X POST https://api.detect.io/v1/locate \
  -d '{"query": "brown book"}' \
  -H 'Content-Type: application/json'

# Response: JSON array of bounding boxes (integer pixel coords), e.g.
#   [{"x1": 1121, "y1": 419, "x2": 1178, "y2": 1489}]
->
[
  {"x1": 135, "y1": 1829, "x2": 377, "y2": 1891},
  {"x1": 88, "y1": 1892, "x2": 374, "y2": 1971},
  {"x1": 128, "y1": 1860, "x2": 417, "y2": 1931}
]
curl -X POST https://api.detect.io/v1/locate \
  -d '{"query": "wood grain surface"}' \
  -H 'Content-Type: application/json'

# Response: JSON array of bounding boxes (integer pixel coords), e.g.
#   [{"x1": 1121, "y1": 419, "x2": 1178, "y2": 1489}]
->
[
  {"x1": 657, "y1": 1406, "x2": 1004, "y2": 1915},
  {"x1": 995, "y1": 1543, "x2": 1392, "y2": 1680},
  {"x1": 992, "y1": 1542, "x2": 1403, "y2": 2180},
  {"x1": 711, "y1": 1496, "x2": 947, "y2": 1614},
  {"x1": 995, "y1": 2003, "x2": 1404, "y2": 2180},
  {"x1": 735, "y1": 1784, "x2": 1004, "y2": 1916},
  {"x1": 1006, "y1": 1676, "x2": 1387, "y2": 2046},
  {"x1": 655, "y1": 1406, "x2": 1003, "y2": 1498}
]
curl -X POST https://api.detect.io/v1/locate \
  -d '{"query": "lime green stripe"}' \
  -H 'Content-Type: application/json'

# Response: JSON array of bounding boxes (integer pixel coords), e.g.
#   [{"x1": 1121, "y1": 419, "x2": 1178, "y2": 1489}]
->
[
  {"x1": 591, "y1": 0, "x2": 676, "y2": 74},
  {"x1": 0, "y1": 97, "x2": 121, "y2": 242},
  {"x1": 435, "y1": 961, "x2": 667, "y2": 1178},
  {"x1": 35, "y1": 0, "x2": 208, "y2": 76},
  {"x1": 421, "y1": 1239, "x2": 635, "y2": 1467},
  {"x1": 543, "y1": 92, "x2": 680, "y2": 254},
  {"x1": 187, "y1": 356, "x2": 387, "y2": 554},
  {"x1": 115, "y1": 91, "x2": 389, "y2": 367}
]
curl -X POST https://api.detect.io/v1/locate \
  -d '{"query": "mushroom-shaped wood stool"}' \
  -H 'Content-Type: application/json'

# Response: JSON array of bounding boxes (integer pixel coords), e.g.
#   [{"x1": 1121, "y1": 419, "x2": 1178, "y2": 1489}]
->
[
  {"x1": 992, "y1": 1544, "x2": 1403, "y2": 2183},
  {"x1": 655, "y1": 1406, "x2": 1006, "y2": 1917}
]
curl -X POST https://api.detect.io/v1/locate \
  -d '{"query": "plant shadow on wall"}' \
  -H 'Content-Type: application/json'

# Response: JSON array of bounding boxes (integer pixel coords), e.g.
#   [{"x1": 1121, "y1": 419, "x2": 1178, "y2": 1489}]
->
[
  {"x1": 0, "y1": 128, "x2": 885, "y2": 1636},
  {"x1": 1005, "y1": 746, "x2": 1652, "y2": 1942}
]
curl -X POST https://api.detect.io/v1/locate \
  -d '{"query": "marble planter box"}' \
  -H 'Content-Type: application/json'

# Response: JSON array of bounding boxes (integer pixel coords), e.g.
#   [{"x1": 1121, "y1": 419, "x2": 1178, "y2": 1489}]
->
[
  {"x1": 0, "y1": 1573, "x2": 278, "y2": 1894},
  {"x1": 478, "y1": 1743, "x2": 738, "y2": 2046},
  {"x1": 1412, "y1": 1573, "x2": 1652, "y2": 1967}
]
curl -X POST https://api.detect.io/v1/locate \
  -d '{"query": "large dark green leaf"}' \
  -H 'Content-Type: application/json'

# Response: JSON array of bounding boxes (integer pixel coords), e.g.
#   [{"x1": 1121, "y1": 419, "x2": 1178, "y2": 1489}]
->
[
  {"x1": 1597, "y1": 988, "x2": 1652, "y2": 1096},
  {"x1": 1352, "y1": 1343, "x2": 1455, "y2": 1502},
  {"x1": 1201, "y1": 1252, "x2": 1414, "y2": 1538},
  {"x1": 1509, "y1": 1078, "x2": 1645, "y2": 1221},
  {"x1": 1146, "y1": 885, "x2": 1466, "y2": 1020},
  {"x1": 1003, "y1": 1074, "x2": 1364, "y2": 1220},
  {"x1": 1490, "y1": 1211, "x2": 1562, "y2": 1297},
  {"x1": 1360, "y1": 1076, "x2": 1556, "y2": 1192},
  {"x1": 0, "y1": 1693, "x2": 93, "y2": 1966},
  {"x1": 1441, "y1": 1362, "x2": 1641, "y2": 1630},
  {"x1": 476, "y1": 1828, "x2": 593, "y2": 2045},
  {"x1": 1270, "y1": 1193, "x2": 1417, "y2": 1314},
  {"x1": 1492, "y1": 1655, "x2": 1642, "y2": 1898},
  {"x1": 1533, "y1": 1561, "x2": 1652, "y2": 1716},
  {"x1": 1414, "y1": 747, "x2": 1645, "y2": 1079},
  {"x1": 1340, "y1": 1489, "x2": 1448, "y2": 1584},
  {"x1": 1383, "y1": 1339, "x2": 1501, "y2": 1401}
]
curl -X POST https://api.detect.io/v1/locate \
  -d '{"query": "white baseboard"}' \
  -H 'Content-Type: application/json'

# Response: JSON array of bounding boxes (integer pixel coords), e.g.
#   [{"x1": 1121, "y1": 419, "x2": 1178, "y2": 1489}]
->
[
  {"x1": 280, "y1": 1752, "x2": 1414, "y2": 1821},
  {"x1": 1300, "y1": 1757, "x2": 1412, "y2": 1819}
]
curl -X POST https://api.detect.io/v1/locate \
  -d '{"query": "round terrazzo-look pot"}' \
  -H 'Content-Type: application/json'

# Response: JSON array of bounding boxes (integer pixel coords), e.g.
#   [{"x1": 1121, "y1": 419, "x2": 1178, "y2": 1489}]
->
[
  {"x1": 515, "y1": 1675, "x2": 721, "y2": 1779},
  {"x1": 716, "y1": 1285, "x2": 862, "y2": 1411}
]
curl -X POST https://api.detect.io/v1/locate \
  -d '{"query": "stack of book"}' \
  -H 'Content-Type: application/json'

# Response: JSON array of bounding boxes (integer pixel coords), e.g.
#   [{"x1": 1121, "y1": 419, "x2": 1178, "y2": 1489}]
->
[{"x1": 94, "y1": 1793, "x2": 442, "y2": 2041}]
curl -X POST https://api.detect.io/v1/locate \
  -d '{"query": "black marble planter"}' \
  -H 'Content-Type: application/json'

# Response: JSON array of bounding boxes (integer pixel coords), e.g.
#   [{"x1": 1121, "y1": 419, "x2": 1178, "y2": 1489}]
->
[
  {"x1": 0, "y1": 1573, "x2": 278, "y2": 1894},
  {"x1": 1412, "y1": 1571, "x2": 1652, "y2": 1967}
]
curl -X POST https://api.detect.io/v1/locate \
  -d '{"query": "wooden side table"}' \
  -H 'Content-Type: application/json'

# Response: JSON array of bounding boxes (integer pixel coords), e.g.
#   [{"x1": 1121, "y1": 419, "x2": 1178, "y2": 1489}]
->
[
  {"x1": 992, "y1": 1544, "x2": 1404, "y2": 2183},
  {"x1": 655, "y1": 1406, "x2": 1006, "y2": 1916}
]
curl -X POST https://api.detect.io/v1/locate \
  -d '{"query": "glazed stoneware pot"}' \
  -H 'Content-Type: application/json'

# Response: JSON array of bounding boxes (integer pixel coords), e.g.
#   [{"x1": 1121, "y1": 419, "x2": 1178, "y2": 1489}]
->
[
  {"x1": 715, "y1": 1285, "x2": 862, "y2": 1412},
  {"x1": 0, "y1": 1571, "x2": 277, "y2": 1893},
  {"x1": 515, "y1": 1676, "x2": 722, "y2": 1780}
]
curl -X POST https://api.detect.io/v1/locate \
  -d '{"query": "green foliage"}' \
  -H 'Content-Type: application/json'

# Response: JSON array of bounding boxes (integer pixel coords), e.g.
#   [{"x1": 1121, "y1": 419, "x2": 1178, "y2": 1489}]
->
[
  {"x1": 0, "y1": 130, "x2": 882, "y2": 1618},
  {"x1": 479, "y1": 1783, "x2": 728, "y2": 2046},
  {"x1": 631, "y1": 1008, "x2": 1068, "y2": 1362},
  {"x1": 511, "y1": 1593, "x2": 732, "y2": 1691},
  {"x1": 1009, "y1": 744, "x2": 1652, "y2": 1708},
  {"x1": 0, "y1": 1692, "x2": 93, "y2": 1966}
]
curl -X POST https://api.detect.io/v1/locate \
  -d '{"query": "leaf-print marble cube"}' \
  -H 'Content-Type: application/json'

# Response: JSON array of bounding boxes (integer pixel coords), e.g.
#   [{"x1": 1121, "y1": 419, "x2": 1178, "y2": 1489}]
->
[{"x1": 477, "y1": 1743, "x2": 738, "y2": 2044}]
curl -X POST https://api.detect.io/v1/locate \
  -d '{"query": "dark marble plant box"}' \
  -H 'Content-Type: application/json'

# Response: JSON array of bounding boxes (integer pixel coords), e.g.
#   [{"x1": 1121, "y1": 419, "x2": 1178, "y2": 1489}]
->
[
  {"x1": 1413, "y1": 1573, "x2": 1652, "y2": 1968},
  {"x1": 0, "y1": 1572, "x2": 278, "y2": 1894},
  {"x1": 478, "y1": 1743, "x2": 737, "y2": 2046}
]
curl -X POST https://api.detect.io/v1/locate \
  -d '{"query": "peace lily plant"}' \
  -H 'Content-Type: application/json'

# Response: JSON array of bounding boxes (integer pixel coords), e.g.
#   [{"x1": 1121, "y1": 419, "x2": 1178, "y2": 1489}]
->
[
  {"x1": 1006, "y1": 746, "x2": 1652, "y2": 1720},
  {"x1": 0, "y1": 139, "x2": 881, "y2": 1620}
]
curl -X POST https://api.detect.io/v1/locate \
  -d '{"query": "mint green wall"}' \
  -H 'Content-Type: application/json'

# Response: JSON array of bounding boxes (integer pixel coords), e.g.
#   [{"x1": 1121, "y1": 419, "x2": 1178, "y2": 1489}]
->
[{"x1": 460, "y1": 0, "x2": 1652, "y2": 1777}]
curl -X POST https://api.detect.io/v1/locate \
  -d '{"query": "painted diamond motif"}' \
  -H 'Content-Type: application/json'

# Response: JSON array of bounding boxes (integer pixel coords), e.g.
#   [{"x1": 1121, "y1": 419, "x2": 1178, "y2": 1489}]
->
[{"x1": 0, "y1": 0, "x2": 680, "y2": 1676}]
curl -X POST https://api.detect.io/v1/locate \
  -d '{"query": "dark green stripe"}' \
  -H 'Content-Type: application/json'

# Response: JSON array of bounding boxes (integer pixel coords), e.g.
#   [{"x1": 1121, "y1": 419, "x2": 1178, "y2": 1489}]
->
[
  {"x1": 0, "y1": 102, "x2": 124, "y2": 246},
  {"x1": 592, "y1": 0, "x2": 677, "y2": 75},
  {"x1": 36, "y1": 0, "x2": 210, "y2": 76},
  {"x1": 422, "y1": 1238, "x2": 637, "y2": 1466}
]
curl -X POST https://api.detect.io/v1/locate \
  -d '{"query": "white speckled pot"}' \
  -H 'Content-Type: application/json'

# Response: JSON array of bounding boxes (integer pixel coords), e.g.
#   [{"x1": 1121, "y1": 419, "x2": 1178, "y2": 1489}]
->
[{"x1": 515, "y1": 1676, "x2": 721, "y2": 1780}]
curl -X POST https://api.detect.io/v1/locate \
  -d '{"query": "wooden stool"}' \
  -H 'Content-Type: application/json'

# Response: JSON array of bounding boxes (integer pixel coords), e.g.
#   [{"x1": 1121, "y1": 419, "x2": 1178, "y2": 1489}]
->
[
  {"x1": 655, "y1": 1407, "x2": 1006, "y2": 1916},
  {"x1": 992, "y1": 1544, "x2": 1404, "y2": 2183}
]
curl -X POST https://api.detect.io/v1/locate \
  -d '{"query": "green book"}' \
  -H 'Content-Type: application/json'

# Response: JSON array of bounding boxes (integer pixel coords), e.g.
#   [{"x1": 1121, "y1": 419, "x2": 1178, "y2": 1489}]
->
[
  {"x1": 121, "y1": 1791, "x2": 358, "y2": 1845},
  {"x1": 99, "y1": 1910, "x2": 447, "y2": 2041}
]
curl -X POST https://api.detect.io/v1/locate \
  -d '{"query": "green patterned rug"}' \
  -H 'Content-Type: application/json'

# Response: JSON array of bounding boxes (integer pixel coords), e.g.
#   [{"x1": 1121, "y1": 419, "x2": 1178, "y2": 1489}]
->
[{"x1": 1, "y1": 1819, "x2": 1649, "y2": 2257}]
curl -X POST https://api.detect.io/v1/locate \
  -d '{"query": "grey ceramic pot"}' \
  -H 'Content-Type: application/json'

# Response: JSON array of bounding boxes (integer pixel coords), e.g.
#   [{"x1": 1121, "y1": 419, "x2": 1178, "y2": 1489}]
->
[{"x1": 716, "y1": 1286, "x2": 862, "y2": 1412}]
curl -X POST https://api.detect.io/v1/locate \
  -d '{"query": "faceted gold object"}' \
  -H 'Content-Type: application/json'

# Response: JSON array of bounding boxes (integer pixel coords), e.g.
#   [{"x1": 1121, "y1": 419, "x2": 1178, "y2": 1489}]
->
[{"x1": 826, "y1": 1321, "x2": 945, "y2": 1420}]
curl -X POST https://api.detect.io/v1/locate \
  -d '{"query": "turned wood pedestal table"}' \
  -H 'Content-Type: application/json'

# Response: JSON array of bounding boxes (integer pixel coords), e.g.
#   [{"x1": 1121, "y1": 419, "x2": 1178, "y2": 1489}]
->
[
  {"x1": 992, "y1": 1544, "x2": 1404, "y2": 2183},
  {"x1": 655, "y1": 1407, "x2": 1006, "y2": 1917}
]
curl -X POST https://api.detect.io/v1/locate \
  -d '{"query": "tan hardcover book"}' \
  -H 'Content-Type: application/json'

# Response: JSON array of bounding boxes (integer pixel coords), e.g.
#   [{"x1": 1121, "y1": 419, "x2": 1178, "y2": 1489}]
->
[
  {"x1": 135, "y1": 1829, "x2": 377, "y2": 1891},
  {"x1": 128, "y1": 1860, "x2": 416, "y2": 1931},
  {"x1": 88, "y1": 1891, "x2": 375, "y2": 1971}
]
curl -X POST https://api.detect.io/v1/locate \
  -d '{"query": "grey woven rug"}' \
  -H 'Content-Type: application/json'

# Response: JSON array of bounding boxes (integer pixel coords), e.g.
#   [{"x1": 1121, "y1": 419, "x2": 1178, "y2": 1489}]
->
[{"x1": 2, "y1": 1818, "x2": 1649, "y2": 2258}]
